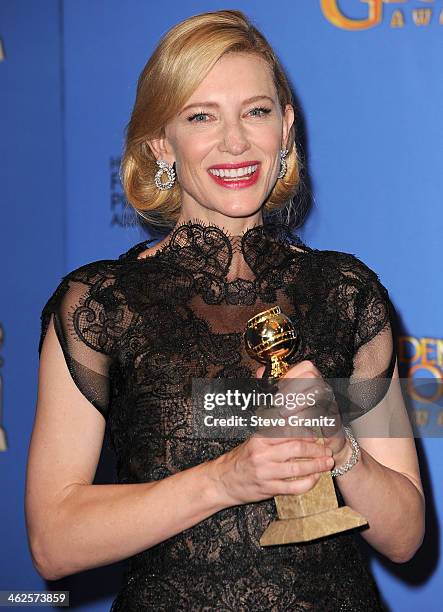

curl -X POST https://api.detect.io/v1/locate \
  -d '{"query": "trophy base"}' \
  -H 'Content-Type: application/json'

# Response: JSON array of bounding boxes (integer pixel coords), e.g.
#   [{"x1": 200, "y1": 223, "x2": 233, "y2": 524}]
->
[{"x1": 259, "y1": 506, "x2": 367, "y2": 546}]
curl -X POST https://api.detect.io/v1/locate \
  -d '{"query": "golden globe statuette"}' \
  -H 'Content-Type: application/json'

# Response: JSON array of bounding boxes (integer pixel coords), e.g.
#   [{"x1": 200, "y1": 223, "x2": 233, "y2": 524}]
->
[{"x1": 244, "y1": 306, "x2": 367, "y2": 546}]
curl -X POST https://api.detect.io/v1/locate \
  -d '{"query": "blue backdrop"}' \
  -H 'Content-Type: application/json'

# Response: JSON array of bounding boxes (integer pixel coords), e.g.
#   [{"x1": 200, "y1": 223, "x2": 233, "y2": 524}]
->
[{"x1": 1, "y1": 1, "x2": 442, "y2": 610}]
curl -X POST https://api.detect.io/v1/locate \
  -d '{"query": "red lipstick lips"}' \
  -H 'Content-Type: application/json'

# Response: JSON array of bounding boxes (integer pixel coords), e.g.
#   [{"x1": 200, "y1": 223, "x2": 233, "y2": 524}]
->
[{"x1": 207, "y1": 161, "x2": 260, "y2": 190}]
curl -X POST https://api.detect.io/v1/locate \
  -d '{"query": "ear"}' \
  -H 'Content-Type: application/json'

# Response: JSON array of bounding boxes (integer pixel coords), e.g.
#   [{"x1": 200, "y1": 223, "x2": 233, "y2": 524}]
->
[
  {"x1": 282, "y1": 104, "x2": 295, "y2": 149},
  {"x1": 146, "y1": 136, "x2": 175, "y2": 165}
]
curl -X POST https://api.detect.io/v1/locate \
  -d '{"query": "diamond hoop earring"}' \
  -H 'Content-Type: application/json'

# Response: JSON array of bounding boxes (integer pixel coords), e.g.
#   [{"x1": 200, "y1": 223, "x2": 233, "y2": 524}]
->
[
  {"x1": 278, "y1": 148, "x2": 289, "y2": 180},
  {"x1": 154, "y1": 160, "x2": 176, "y2": 190}
]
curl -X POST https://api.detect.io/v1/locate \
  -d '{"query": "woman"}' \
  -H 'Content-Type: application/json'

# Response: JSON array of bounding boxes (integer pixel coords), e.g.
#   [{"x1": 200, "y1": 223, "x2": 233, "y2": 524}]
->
[{"x1": 26, "y1": 9, "x2": 424, "y2": 611}]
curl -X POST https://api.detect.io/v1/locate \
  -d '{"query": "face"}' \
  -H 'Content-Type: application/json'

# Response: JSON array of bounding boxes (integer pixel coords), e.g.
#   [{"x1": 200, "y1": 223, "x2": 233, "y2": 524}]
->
[{"x1": 149, "y1": 52, "x2": 294, "y2": 228}]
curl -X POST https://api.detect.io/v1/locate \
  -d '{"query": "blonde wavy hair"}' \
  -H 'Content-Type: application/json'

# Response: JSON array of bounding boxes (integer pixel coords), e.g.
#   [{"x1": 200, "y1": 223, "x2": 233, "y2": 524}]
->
[{"x1": 121, "y1": 9, "x2": 302, "y2": 229}]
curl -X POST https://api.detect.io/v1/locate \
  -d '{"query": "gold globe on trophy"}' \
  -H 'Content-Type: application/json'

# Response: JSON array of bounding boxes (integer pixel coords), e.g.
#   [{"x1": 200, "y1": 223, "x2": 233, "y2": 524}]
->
[
  {"x1": 244, "y1": 306, "x2": 302, "y2": 380},
  {"x1": 244, "y1": 306, "x2": 367, "y2": 546}
]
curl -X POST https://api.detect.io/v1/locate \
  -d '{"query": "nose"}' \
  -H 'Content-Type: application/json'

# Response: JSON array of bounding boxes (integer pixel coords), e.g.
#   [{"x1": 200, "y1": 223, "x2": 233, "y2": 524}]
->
[{"x1": 217, "y1": 118, "x2": 251, "y2": 156}]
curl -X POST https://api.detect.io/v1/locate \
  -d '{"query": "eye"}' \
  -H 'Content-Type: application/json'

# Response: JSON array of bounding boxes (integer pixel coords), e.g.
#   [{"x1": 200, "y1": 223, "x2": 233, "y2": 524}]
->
[
  {"x1": 186, "y1": 106, "x2": 272, "y2": 123},
  {"x1": 249, "y1": 106, "x2": 272, "y2": 117},
  {"x1": 187, "y1": 112, "x2": 209, "y2": 122}
]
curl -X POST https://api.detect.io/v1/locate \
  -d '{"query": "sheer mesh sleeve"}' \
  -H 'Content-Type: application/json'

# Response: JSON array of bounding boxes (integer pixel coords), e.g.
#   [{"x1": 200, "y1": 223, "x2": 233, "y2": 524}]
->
[
  {"x1": 38, "y1": 263, "x2": 122, "y2": 421},
  {"x1": 341, "y1": 257, "x2": 397, "y2": 423}
]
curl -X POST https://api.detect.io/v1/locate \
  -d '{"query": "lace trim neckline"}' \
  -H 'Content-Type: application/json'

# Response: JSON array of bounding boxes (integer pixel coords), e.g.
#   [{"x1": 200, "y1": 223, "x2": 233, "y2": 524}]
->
[
  {"x1": 118, "y1": 219, "x2": 309, "y2": 305},
  {"x1": 121, "y1": 218, "x2": 306, "y2": 263}
]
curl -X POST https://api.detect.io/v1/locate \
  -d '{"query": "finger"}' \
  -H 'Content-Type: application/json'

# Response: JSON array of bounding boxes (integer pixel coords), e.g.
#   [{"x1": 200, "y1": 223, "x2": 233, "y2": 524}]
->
[
  {"x1": 280, "y1": 376, "x2": 331, "y2": 398},
  {"x1": 253, "y1": 433, "x2": 320, "y2": 446},
  {"x1": 258, "y1": 455, "x2": 333, "y2": 482},
  {"x1": 273, "y1": 378, "x2": 330, "y2": 412},
  {"x1": 279, "y1": 382, "x2": 340, "y2": 421},
  {"x1": 255, "y1": 365, "x2": 266, "y2": 379},
  {"x1": 276, "y1": 375, "x2": 315, "y2": 396},
  {"x1": 269, "y1": 473, "x2": 321, "y2": 496},
  {"x1": 281, "y1": 361, "x2": 320, "y2": 380},
  {"x1": 321, "y1": 418, "x2": 344, "y2": 439},
  {"x1": 269, "y1": 439, "x2": 333, "y2": 461},
  {"x1": 279, "y1": 455, "x2": 334, "y2": 480},
  {"x1": 296, "y1": 380, "x2": 333, "y2": 405}
]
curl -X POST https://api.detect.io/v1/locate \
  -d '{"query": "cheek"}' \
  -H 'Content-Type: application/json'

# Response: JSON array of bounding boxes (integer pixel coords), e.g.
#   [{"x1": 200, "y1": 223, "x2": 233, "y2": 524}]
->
[
  {"x1": 175, "y1": 133, "x2": 212, "y2": 172},
  {"x1": 249, "y1": 127, "x2": 282, "y2": 162},
  {"x1": 260, "y1": 125, "x2": 282, "y2": 150}
]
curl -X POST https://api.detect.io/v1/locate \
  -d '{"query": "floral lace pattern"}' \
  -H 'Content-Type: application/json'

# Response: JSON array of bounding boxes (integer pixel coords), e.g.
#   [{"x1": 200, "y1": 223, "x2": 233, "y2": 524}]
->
[{"x1": 39, "y1": 220, "x2": 395, "y2": 611}]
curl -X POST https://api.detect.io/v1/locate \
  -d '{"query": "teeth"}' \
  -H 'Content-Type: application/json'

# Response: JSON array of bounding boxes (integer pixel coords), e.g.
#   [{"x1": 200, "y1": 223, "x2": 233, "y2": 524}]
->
[{"x1": 209, "y1": 164, "x2": 258, "y2": 179}]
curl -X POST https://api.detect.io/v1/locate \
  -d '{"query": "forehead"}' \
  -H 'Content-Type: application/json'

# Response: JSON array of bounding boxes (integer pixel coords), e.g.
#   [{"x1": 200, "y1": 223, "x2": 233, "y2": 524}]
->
[{"x1": 186, "y1": 53, "x2": 276, "y2": 101}]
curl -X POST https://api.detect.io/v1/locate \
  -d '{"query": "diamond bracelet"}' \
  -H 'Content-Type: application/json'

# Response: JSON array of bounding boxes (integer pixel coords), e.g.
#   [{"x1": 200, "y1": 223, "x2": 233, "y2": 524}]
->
[{"x1": 331, "y1": 426, "x2": 360, "y2": 477}]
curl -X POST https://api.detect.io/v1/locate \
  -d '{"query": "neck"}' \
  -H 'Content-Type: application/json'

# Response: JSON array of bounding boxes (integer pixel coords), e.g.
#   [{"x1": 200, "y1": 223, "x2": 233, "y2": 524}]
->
[{"x1": 175, "y1": 208, "x2": 264, "y2": 238}]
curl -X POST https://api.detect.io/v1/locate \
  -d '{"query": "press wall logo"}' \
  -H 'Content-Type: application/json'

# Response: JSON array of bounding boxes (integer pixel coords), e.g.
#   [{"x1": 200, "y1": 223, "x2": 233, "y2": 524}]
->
[
  {"x1": 321, "y1": 0, "x2": 443, "y2": 29},
  {"x1": 399, "y1": 335, "x2": 443, "y2": 431},
  {"x1": 109, "y1": 156, "x2": 137, "y2": 228}
]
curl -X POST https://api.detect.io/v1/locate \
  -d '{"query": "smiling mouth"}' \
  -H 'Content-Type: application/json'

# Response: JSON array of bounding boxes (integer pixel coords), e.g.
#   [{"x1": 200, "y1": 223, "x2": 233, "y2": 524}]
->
[
  {"x1": 207, "y1": 164, "x2": 261, "y2": 189},
  {"x1": 208, "y1": 164, "x2": 259, "y2": 180}
]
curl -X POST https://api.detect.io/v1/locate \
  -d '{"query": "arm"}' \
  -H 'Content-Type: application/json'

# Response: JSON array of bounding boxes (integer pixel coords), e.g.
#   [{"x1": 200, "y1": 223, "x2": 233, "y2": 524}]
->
[
  {"x1": 334, "y1": 440, "x2": 424, "y2": 563},
  {"x1": 26, "y1": 314, "x2": 227, "y2": 580},
  {"x1": 330, "y1": 255, "x2": 425, "y2": 562},
  {"x1": 26, "y1": 314, "x2": 332, "y2": 581},
  {"x1": 332, "y1": 355, "x2": 425, "y2": 563}
]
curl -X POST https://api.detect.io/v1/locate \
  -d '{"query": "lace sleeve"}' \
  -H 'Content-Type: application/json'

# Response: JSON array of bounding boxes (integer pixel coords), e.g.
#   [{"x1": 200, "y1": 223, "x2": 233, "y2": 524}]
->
[
  {"x1": 342, "y1": 257, "x2": 397, "y2": 423},
  {"x1": 352, "y1": 259, "x2": 396, "y2": 373},
  {"x1": 38, "y1": 263, "x2": 121, "y2": 421}
]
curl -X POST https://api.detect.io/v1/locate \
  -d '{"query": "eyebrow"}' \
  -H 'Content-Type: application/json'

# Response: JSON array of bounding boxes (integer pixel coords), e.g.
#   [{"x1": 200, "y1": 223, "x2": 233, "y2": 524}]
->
[{"x1": 179, "y1": 95, "x2": 276, "y2": 115}]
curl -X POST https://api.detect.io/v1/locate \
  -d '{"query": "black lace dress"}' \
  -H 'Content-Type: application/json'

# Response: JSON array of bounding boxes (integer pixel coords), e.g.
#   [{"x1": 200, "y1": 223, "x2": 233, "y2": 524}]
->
[{"x1": 38, "y1": 220, "x2": 397, "y2": 611}]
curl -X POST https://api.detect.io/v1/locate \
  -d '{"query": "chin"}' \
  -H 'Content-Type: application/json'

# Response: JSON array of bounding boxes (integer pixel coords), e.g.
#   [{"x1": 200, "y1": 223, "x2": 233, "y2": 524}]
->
[{"x1": 208, "y1": 199, "x2": 264, "y2": 219}]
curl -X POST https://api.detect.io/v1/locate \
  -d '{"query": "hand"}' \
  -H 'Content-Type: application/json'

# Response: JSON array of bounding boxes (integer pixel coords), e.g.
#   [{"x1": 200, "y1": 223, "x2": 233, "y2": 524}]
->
[
  {"x1": 211, "y1": 433, "x2": 334, "y2": 508},
  {"x1": 255, "y1": 360, "x2": 350, "y2": 467}
]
